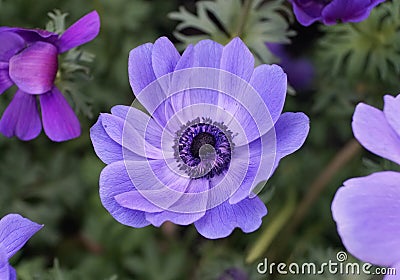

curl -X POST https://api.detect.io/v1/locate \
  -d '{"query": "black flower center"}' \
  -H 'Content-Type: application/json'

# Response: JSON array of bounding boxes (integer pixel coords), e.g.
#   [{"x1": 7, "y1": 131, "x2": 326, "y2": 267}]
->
[{"x1": 173, "y1": 118, "x2": 233, "y2": 179}]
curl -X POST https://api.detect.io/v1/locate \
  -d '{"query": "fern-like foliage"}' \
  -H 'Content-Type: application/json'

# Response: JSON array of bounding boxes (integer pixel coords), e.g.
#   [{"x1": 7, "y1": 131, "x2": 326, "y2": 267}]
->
[
  {"x1": 169, "y1": 0, "x2": 295, "y2": 64},
  {"x1": 318, "y1": 1, "x2": 400, "y2": 81}
]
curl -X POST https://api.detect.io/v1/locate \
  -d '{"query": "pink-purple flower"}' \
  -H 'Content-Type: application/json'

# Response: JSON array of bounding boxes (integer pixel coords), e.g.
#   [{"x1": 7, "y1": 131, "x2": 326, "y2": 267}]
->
[
  {"x1": 90, "y1": 37, "x2": 310, "y2": 239},
  {"x1": 0, "y1": 214, "x2": 42, "y2": 280},
  {"x1": 332, "y1": 94, "x2": 400, "y2": 279},
  {"x1": 0, "y1": 11, "x2": 100, "y2": 141},
  {"x1": 290, "y1": 0, "x2": 385, "y2": 26}
]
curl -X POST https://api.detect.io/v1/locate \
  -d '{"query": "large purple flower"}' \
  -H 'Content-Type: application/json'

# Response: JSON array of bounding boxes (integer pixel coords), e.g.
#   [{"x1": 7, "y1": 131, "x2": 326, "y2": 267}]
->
[
  {"x1": 90, "y1": 37, "x2": 309, "y2": 239},
  {"x1": 290, "y1": 0, "x2": 385, "y2": 26},
  {"x1": 332, "y1": 94, "x2": 400, "y2": 279},
  {"x1": 0, "y1": 214, "x2": 42, "y2": 280},
  {"x1": 0, "y1": 11, "x2": 100, "y2": 141}
]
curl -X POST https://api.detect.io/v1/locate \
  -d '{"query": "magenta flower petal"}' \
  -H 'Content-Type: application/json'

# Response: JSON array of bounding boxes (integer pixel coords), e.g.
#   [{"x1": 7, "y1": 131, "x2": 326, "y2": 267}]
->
[
  {"x1": 332, "y1": 171, "x2": 400, "y2": 266},
  {"x1": 383, "y1": 95, "x2": 400, "y2": 136},
  {"x1": 194, "y1": 197, "x2": 267, "y2": 239},
  {"x1": 0, "y1": 31, "x2": 25, "y2": 62},
  {"x1": 99, "y1": 161, "x2": 150, "y2": 228},
  {"x1": 0, "y1": 27, "x2": 58, "y2": 44},
  {"x1": 0, "y1": 90, "x2": 41, "y2": 140},
  {"x1": 0, "y1": 70, "x2": 13, "y2": 95},
  {"x1": 9, "y1": 42, "x2": 58, "y2": 94},
  {"x1": 0, "y1": 214, "x2": 43, "y2": 259},
  {"x1": 39, "y1": 87, "x2": 80, "y2": 142},
  {"x1": 57, "y1": 11, "x2": 100, "y2": 53},
  {"x1": 250, "y1": 64, "x2": 287, "y2": 124},
  {"x1": 352, "y1": 103, "x2": 400, "y2": 165}
]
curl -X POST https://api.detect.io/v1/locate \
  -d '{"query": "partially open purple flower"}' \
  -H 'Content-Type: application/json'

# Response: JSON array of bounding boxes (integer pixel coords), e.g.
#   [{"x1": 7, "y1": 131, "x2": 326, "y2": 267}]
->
[
  {"x1": 332, "y1": 94, "x2": 400, "y2": 279},
  {"x1": 0, "y1": 11, "x2": 100, "y2": 141},
  {"x1": 290, "y1": 0, "x2": 385, "y2": 26},
  {"x1": 90, "y1": 37, "x2": 309, "y2": 239},
  {"x1": 0, "y1": 214, "x2": 43, "y2": 280}
]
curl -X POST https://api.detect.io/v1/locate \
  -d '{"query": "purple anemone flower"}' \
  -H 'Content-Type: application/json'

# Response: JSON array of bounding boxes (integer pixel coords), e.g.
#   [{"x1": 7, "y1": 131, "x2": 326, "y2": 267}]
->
[
  {"x1": 332, "y1": 94, "x2": 400, "y2": 279},
  {"x1": 0, "y1": 11, "x2": 100, "y2": 141},
  {"x1": 90, "y1": 37, "x2": 309, "y2": 239},
  {"x1": 0, "y1": 214, "x2": 43, "y2": 280},
  {"x1": 289, "y1": 0, "x2": 385, "y2": 26},
  {"x1": 266, "y1": 43, "x2": 314, "y2": 92}
]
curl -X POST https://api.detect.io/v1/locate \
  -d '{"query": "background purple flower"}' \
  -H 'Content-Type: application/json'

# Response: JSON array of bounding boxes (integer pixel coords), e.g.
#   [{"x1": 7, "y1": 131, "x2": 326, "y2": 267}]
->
[
  {"x1": 90, "y1": 37, "x2": 310, "y2": 239},
  {"x1": 266, "y1": 42, "x2": 314, "y2": 92},
  {"x1": 290, "y1": 0, "x2": 386, "y2": 26},
  {"x1": 0, "y1": 10, "x2": 100, "y2": 141},
  {"x1": 0, "y1": 214, "x2": 42, "y2": 280},
  {"x1": 332, "y1": 94, "x2": 400, "y2": 278}
]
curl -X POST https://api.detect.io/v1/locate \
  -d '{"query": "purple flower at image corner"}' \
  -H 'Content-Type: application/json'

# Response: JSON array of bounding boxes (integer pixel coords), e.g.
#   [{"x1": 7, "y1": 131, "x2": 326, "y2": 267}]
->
[
  {"x1": 289, "y1": 0, "x2": 386, "y2": 26},
  {"x1": 0, "y1": 10, "x2": 100, "y2": 142},
  {"x1": 331, "y1": 94, "x2": 400, "y2": 279},
  {"x1": 0, "y1": 214, "x2": 43, "y2": 280},
  {"x1": 266, "y1": 42, "x2": 314, "y2": 92},
  {"x1": 90, "y1": 36, "x2": 310, "y2": 239}
]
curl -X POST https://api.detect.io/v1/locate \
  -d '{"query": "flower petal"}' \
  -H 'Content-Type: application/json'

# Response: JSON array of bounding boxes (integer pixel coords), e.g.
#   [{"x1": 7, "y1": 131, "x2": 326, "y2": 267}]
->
[
  {"x1": 0, "y1": 248, "x2": 9, "y2": 280},
  {"x1": 145, "y1": 209, "x2": 205, "y2": 227},
  {"x1": 332, "y1": 171, "x2": 400, "y2": 266},
  {"x1": 151, "y1": 36, "x2": 180, "y2": 79},
  {"x1": 0, "y1": 90, "x2": 41, "y2": 141},
  {"x1": 114, "y1": 191, "x2": 163, "y2": 213},
  {"x1": 352, "y1": 103, "x2": 400, "y2": 165},
  {"x1": 90, "y1": 115, "x2": 124, "y2": 164},
  {"x1": 57, "y1": 11, "x2": 100, "y2": 53},
  {"x1": 383, "y1": 94, "x2": 400, "y2": 137},
  {"x1": 249, "y1": 64, "x2": 287, "y2": 124},
  {"x1": 291, "y1": 0, "x2": 323, "y2": 26},
  {"x1": 0, "y1": 31, "x2": 25, "y2": 62},
  {"x1": 128, "y1": 43, "x2": 156, "y2": 95},
  {"x1": 0, "y1": 214, "x2": 42, "y2": 259},
  {"x1": 0, "y1": 70, "x2": 13, "y2": 95},
  {"x1": 99, "y1": 161, "x2": 150, "y2": 228},
  {"x1": 39, "y1": 87, "x2": 80, "y2": 142},
  {"x1": 220, "y1": 37, "x2": 254, "y2": 81},
  {"x1": 322, "y1": 0, "x2": 385, "y2": 24},
  {"x1": 9, "y1": 42, "x2": 58, "y2": 94},
  {"x1": 8, "y1": 265, "x2": 16, "y2": 280},
  {"x1": 274, "y1": 112, "x2": 310, "y2": 162},
  {"x1": 0, "y1": 27, "x2": 58, "y2": 44},
  {"x1": 194, "y1": 197, "x2": 267, "y2": 239}
]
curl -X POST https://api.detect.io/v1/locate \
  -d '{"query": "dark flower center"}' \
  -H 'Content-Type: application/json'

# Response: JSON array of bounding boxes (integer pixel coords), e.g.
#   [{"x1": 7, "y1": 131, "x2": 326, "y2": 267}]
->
[{"x1": 174, "y1": 118, "x2": 233, "y2": 179}]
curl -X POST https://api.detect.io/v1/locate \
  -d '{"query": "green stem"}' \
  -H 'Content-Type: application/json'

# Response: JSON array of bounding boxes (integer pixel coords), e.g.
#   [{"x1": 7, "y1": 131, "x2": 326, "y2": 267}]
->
[{"x1": 232, "y1": 0, "x2": 253, "y2": 38}]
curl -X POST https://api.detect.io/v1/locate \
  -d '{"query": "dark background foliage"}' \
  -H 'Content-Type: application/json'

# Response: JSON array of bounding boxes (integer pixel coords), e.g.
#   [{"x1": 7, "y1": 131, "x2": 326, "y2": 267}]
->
[{"x1": 0, "y1": 0, "x2": 398, "y2": 279}]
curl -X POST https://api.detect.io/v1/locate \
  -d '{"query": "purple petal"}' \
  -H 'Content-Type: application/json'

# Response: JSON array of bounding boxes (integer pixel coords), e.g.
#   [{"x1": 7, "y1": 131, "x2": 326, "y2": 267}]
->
[
  {"x1": 39, "y1": 87, "x2": 80, "y2": 142},
  {"x1": 145, "y1": 209, "x2": 205, "y2": 227},
  {"x1": 9, "y1": 42, "x2": 58, "y2": 94},
  {"x1": 0, "y1": 90, "x2": 42, "y2": 141},
  {"x1": 291, "y1": 0, "x2": 324, "y2": 26},
  {"x1": 115, "y1": 191, "x2": 163, "y2": 213},
  {"x1": 99, "y1": 161, "x2": 150, "y2": 228},
  {"x1": 332, "y1": 171, "x2": 400, "y2": 266},
  {"x1": 0, "y1": 70, "x2": 13, "y2": 95},
  {"x1": 383, "y1": 95, "x2": 400, "y2": 137},
  {"x1": 274, "y1": 112, "x2": 310, "y2": 161},
  {"x1": 174, "y1": 44, "x2": 194, "y2": 71},
  {"x1": 90, "y1": 115, "x2": 124, "y2": 164},
  {"x1": 0, "y1": 31, "x2": 25, "y2": 62},
  {"x1": 322, "y1": 0, "x2": 385, "y2": 24},
  {"x1": 151, "y1": 37, "x2": 180, "y2": 78},
  {"x1": 8, "y1": 266, "x2": 16, "y2": 280},
  {"x1": 57, "y1": 11, "x2": 100, "y2": 53},
  {"x1": 352, "y1": 103, "x2": 400, "y2": 165},
  {"x1": 0, "y1": 214, "x2": 42, "y2": 259},
  {"x1": 249, "y1": 64, "x2": 287, "y2": 124},
  {"x1": 0, "y1": 248, "x2": 9, "y2": 280},
  {"x1": 193, "y1": 39, "x2": 223, "y2": 68},
  {"x1": 220, "y1": 37, "x2": 254, "y2": 82},
  {"x1": 0, "y1": 27, "x2": 58, "y2": 44},
  {"x1": 128, "y1": 43, "x2": 156, "y2": 94},
  {"x1": 194, "y1": 197, "x2": 267, "y2": 239}
]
